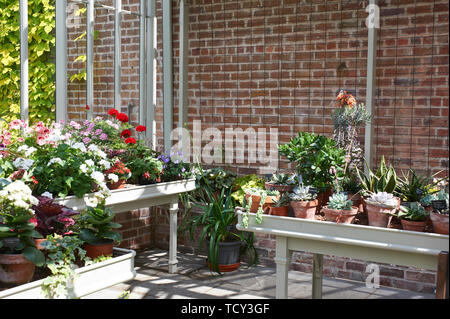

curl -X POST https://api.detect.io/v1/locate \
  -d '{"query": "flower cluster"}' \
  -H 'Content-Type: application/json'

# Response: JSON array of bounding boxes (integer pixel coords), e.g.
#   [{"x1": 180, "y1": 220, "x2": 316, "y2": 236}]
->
[
  {"x1": 105, "y1": 160, "x2": 131, "y2": 181},
  {"x1": 335, "y1": 90, "x2": 357, "y2": 108}
]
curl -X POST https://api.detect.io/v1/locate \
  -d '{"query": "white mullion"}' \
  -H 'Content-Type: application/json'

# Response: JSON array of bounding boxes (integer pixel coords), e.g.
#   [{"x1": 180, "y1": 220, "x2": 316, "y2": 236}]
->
[
  {"x1": 56, "y1": 0, "x2": 68, "y2": 123},
  {"x1": 146, "y1": 0, "x2": 156, "y2": 149},
  {"x1": 19, "y1": 0, "x2": 28, "y2": 123},
  {"x1": 86, "y1": 0, "x2": 94, "y2": 119},
  {"x1": 162, "y1": 0, "x2": 173, "y2": 152},
  {"x1": 115, "y1": 0, "x2": 122, "y2": 112},
  {"x1": 139, "y1": 0, "x2": 146, "y2": 126}
]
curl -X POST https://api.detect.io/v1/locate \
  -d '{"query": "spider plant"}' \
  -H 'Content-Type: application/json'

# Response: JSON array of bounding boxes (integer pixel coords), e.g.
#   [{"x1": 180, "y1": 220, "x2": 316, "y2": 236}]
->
[{"x1": 178, "y1": 179, "x2": 258, "y2": 274}]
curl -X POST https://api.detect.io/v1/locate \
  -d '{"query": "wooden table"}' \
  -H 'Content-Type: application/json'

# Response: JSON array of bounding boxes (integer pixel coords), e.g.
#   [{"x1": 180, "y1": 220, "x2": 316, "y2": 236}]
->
[
  {"x1": 235, "y1": 209, "x2": 449, "y2": 299},
  {"x1": 55, "y1": 178, "x2": 197, "y2": 274}
]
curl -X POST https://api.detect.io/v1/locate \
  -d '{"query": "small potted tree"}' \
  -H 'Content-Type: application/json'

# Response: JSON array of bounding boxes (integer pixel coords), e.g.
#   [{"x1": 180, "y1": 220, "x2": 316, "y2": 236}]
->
[
  {"x1": 364, "y1": 192, "x2": 399, "y2": 228},
  {"x1": 321, "y1": 193, "x2": 358, "y2": 224},
  {"x1": 266, "y1": 193, "x2": 290, "y2": 217},
  {"x1": 78, "y1": 195, "x2": 122, "y2": 259},
  {"x1": 397, "y1": 202, "x2": 430, "y2": 232},
  {"x1": 289, "y1": 184, "x2": 318, "y2": 219},
  {"x1": 0, "y1": 180, "x2": 45, "y2": 285}
]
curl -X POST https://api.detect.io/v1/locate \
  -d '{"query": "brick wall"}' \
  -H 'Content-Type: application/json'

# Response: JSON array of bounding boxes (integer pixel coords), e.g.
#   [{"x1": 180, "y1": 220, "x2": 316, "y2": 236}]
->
[{"x1": 63, "y1": 0, "x2": 449, "y2": 294}]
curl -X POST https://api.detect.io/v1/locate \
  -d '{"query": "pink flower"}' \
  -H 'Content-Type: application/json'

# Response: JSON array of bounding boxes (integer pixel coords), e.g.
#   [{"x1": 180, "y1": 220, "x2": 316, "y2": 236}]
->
[
  {"x1": 95, "y1": 129, "x2": 103, "y2": 135},
  {"x1": 83, "y1": 137, "x2": 91, "y2": 144},
  {"x1": 9, "y1": 119, "x2": 24, "y2": 130},
  {"x1": 99, "y1": 133, "x2": 108, "y2": 141},
  {"x1": 36, "y1": 136, "x2": 46, "y2": 146},
  {"x1": 70, "y1": 121, "x2": 81, "y2": 129}
]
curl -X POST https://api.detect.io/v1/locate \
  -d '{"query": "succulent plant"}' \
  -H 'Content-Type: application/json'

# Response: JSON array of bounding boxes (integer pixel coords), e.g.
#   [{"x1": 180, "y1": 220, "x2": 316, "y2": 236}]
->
[
  {"x1": 327, "y1": 193, "x2": 353, "y2": 210},
  {"x1": 366, "y1": 192, "x2": 398, "y2": 208},
  {"x1": 289, "y1": 184, "x2": 317, "y2": 202},
  {"x1": 273, "y1": 193, "x2": 290, "y2": 207},
  {"x1": 267, "y1": 172, "x2": 297, "y2": 185},
  {"x1": 398, "y1": 202, "x2": 429, "y2": 221}
]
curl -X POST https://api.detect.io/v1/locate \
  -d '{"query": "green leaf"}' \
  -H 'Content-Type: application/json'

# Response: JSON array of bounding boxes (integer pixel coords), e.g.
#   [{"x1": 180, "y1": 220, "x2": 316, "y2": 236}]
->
[{"x1": 22, "y1": 246, "x2": 45, "y2": 267}]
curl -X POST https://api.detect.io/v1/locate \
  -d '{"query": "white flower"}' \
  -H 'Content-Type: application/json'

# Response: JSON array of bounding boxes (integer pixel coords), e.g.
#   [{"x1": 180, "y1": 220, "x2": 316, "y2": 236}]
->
[
  {"x1": 13, "y1": 158, "x2": 34, "y2": 170},
  {"x1": 100, "y1": 159, "x2": 111, "y2": 170},
  {"x1": 41, "y1": 191, "x2": 53, "y2": 199},
  {"x1": 72, "y1": 142, "x2": 87, "y2": 153},
  {"x1": 80, "y1": 164, "x2": 89, "y2": 174},
  {"x1": 48, "y1": 157, "x2": 64, "y2": 166},
  {"x1": 85, "y1": 159, "x2": 95, "y2": 167},
  {"x1": 0, "y1": 180, "x2": 38, "y2": 209},
  {"x1": 84, "y1": 196, "x2": 98, "y2": 208},
  {"x1": 90, "y1": 171, "x2": 105, "y2": 184},
  {"x1": 25, "y1": 147, "x2": 37, "y2": 157},
  {"x1": 108, "y1": 173, "x2": 119, "y2": 183},
  {"x1": 88, "y1": 144, "x2": 100, "y2": 152}
]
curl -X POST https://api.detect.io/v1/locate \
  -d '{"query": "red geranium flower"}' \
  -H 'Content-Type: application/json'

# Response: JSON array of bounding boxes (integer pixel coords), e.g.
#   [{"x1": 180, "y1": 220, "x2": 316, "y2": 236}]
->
[
  {"x1": 117, "y1": 113, "x2": 129, "y2": 123},
  {"x1": 120, "y1": 129, "x2": 132, "y2": 138},
  {"x1": 136, "y1": 125, "x2": 146, "y2": 132},
  {"x1": 108, "y1": 109, "x2": 119, "y2": 118},
  {"x1": 85, "y1": 104, "x2": 90, "y2": 110},
  {"x1": 125, "y1": 137, "x2": 136, "y2": 144}
]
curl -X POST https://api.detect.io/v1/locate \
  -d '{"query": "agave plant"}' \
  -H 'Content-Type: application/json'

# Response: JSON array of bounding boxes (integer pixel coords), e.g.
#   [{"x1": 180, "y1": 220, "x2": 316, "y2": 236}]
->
[
  {"x1": 395, "y1": 169, "x2": 442, "y2": 203},
  {"x1": 267, "y1": 172, "x2": 297, "y2": 185},
  {"x1": 272, "y1": 193, "x2": 290, "y2": 207},
  {"x1": 398, "y1": 202, "x2": 429, "y2": 221},
  {"x1": 356, "y1": 156, "x2": 397, "y2": 196}
]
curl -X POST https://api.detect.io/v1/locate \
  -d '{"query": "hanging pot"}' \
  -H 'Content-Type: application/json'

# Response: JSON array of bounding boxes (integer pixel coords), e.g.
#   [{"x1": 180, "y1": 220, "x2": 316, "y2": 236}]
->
[{"x1": 0, "y1": 253, "x2": 35, "y2": 285}]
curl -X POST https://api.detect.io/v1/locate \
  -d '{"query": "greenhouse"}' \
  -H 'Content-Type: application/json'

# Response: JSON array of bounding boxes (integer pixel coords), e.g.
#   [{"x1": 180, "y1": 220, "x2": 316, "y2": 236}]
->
[{"x1": 0, "y1": 0, "x2": 448, "y2": 304}]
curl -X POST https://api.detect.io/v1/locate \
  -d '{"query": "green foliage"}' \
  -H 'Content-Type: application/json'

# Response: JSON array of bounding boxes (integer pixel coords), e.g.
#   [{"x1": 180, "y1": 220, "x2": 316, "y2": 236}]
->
[
  {"x1": 230, "y1": 174, "x2": 265, "y2": 205},
  {"x1": 356, "y1": 156, "x2": 397, "y2": 196},
  {"x1": 395, "y1": 169, "x2": 442, "y2": 203},
  {"x1": 0, "y1": 0, "x2": 56, "y2": 123},
  {"x1": 398, "y1": 202, "x2": 429, "y2": 221},
  {"x1": 272, "y1": 193, "x2": 290, "y2": 207},
  {"x1": 327, "y1": 193, "x2": 353, "y2": 210},
  {"x1": 278, "y1": 132, "x2": 346, "y2": 190},
  {"x1": 289, "y1": 184, "x2": 317, "y2": 202},
  {"x1": 267, "y1": 172, "x2": 297, "y2": 185}
]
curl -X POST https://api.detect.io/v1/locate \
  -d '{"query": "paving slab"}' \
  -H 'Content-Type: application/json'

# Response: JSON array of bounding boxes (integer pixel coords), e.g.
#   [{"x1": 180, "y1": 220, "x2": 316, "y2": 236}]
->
[{"x1": 83, "y1": 248, "x2": 435, "y2": 299}]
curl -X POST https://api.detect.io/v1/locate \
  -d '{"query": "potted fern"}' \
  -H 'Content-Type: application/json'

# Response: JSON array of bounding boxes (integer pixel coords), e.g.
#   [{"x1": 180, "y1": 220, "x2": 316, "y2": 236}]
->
[
  {"x1": 321, "y1": 193, "x2": 358, "y2": 224},
  {"x1": 289, "y1": 184, "x2": 318, "y2": 219},
  {"x1": 397, "y1": 202, "x2": 429, "y2": 232},
  {"x1": 364, "y1": 192, "x2": 399, "y2": 228}
]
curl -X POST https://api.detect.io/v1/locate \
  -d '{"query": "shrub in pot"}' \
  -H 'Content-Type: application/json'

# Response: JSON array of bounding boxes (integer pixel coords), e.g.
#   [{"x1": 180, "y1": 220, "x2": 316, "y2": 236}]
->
[
  {"x1": 266, "y1": 193, "x2": 290, "y2": 216},
  {"x1": 289, "y1": 184, "x2": 318, "y2": 219},
  {"x1": 397, "y1": 202, "x2": 429, "y2": 232},
  {"x1": 364, "y1": 192, "x2": 399, "y2": 228},
  {"x1": 321, "y1": 193, "x2": 358, "y2": 224},
  {"x1": 0, "y1": 180, "x2": 45, "y2": 285},
  {"x1": 78, "y1": 196, "x2": 122, "y2": 259},
  {"x1": 179, "y1": 186, "x2": 258, "y2": 274}
]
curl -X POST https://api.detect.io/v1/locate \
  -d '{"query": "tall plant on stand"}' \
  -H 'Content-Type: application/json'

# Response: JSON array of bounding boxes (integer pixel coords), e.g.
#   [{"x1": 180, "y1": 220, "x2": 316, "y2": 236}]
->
[{"x1": 332, "y1": 90, "x2": 371, "y2": 172}]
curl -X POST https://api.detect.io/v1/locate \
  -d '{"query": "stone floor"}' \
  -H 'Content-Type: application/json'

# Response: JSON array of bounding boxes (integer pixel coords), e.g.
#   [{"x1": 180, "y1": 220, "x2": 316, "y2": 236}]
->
[{"x1": 83, "y1": 248, "x2": 435, "y2": 299}]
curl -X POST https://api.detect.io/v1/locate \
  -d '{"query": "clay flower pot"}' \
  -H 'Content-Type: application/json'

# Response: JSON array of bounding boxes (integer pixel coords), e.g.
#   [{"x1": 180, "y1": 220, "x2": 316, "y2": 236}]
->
[
  {"x1": 430, "y1": 212, "x2": 449, "y2": 235},
  {"x1": 0, "y1": 253, "x2": 36, "y2": 285},
  {"x1": 321, "y1": 206, "x2": 358, "y2": 224},
  {"x1": 107, "y1": 179, "x2": 127, "y2": 190},
  {"x1": 400, "y1": 219, "x2": 427, "y2": 232},
  {"x1": 83, "y1": 241, "x2": 114, "y2": 259},
  {"x1": 316, "y1": 187, "x2": 333, "y2": 213},
  {"x1": 266, "y1": 206, "x2": 289, "y2": 217},
  {"x1": 245, "y1": 194, "x2": 278, "y2": 213},
  {"x1": 365, "y1": 201, "x2": 397, "y2": 228},
  {"x1": 348, "y1": 193, "x2": 362, "y2": 212},
  {"x1": 290, "y1": 200, "x2": 318, "y2": 219}
]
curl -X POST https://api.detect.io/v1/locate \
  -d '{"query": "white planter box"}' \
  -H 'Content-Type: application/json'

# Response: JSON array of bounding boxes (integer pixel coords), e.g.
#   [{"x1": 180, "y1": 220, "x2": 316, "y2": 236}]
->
[
  {"x1": 0, "y1": 248, "x2": 136, "y2": 299},
  {"x1": 54, "y1": 178, "x2": 197, "y2": 213}
]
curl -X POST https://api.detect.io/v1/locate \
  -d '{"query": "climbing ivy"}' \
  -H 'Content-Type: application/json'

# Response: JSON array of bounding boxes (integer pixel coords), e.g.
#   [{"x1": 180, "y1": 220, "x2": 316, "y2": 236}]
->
[{"x1": 0, "y1": 0, "x2": 56, "y2": 123}]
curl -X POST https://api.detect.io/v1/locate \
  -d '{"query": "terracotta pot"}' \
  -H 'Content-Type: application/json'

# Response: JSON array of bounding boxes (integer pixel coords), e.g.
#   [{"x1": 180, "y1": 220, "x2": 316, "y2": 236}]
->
[
  {"x1": 430, "y1": 212, "x2": 449, "y2": 235},
  {"x1": 83, "y1": 241, "x2": 114, "y2": 259},
  {"x1": 0, "y1": 253, "x2": 35, "y2": 285},
  {"x1": 400, "y1": 219, "x2": 427, "y2": 232},
  {"x1": 34, "y1": 238, "x2": 47, "y2": 250},
  {"x1": 107, "y1": 179, "x2": 126, "y2": 190},
  {"x1": 365, "y1": 202, "x2": 397, "y2": 228},
  {"x1": 291, "y1": 200, "x2": 318, "y2": 219},
  {"x1": 264, "y1": 182, "x2": 295, "y2": 194},
  {"x1": 348, "y1": 193, "x2": 362, "y2": 212},
  {"x1": 321, "y1": 206, "x2": 358, "y2": 224},
  {"x1": 266, "y1": 206, "x2": 289, "y2": 217}
]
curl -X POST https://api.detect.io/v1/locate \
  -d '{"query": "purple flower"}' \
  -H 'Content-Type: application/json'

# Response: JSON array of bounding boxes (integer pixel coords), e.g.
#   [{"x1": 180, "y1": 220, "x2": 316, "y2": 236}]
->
[
  {"x1": 95, "y1": 129, "x2": 103, "y2": 135},
  {"x1": 181, "y1": 167, "x2": 186, "y2": 173},
  {"x1": 99, "y1": 133, "x2": 108, "y2": 141},
  {"x1": 83, "y1": 137, "x2": 91, "y2": 144}
]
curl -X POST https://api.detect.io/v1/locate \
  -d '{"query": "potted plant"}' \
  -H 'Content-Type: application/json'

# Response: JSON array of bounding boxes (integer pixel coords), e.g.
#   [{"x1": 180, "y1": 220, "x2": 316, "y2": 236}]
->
[
  {"x1": 364, "y1": 192, "x2": 399, "y2": 227},
  {"x1": 104, "y1": 160, "x2": 131, "y2": 190},
  {"x1": 32, "y1": 194, "x2": 80, "y2": 249},
  {"x1": 244, "y1": 188, "x2": 279, "y2": 213},
  {"x1": 397, "y1": 202, "x2": 430, "y2": 232},
  {"x1": 278, "y1": 131, "x2": 346, "y2": 210},
  {"x1": 266, "y1": 193, "x2": 290, "y2": 217},
  {"x1": 264, "y1": 172, "x2": 297, "y2": 194},
  {"x1": 230, "y1": 174, "x2": 265, "y2": 206},
  {"x1": 321, "y1": 193, "x2": 358, "y2": 224},
  {"x1": 429, "y1": 189, "x2": 449, "y2": 235},
  {"x1": 395, "y1": 169, "x2": 442, "y2": 205},
  {"x1": 0, "y1": 180, "x2": 45, "y2": 285},
  {"x1": 78, "y1": 195, "x2": 122, "y2": 259},
  {"x1": 289, "y1": 184, "x2": 318, "y2": 219},
  {"x1": 179, "y1": 186, "x2": 258, "y2": 274}
]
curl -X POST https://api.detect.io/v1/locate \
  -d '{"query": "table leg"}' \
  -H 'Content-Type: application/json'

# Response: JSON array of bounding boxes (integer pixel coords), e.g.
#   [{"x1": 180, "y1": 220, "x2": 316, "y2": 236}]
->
[
  {"x1": 275, "y1": 236, "x2": 291, "y2": 299},
  {"x1": 168, "y1": 201, "x2": 179, "y2": 274},
  {"x1": 436, "y1": 251, "x2": 448, "y2": 299},
  {"x1": 312, "y1": 253, "x2": 323, "y2": 299}
]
